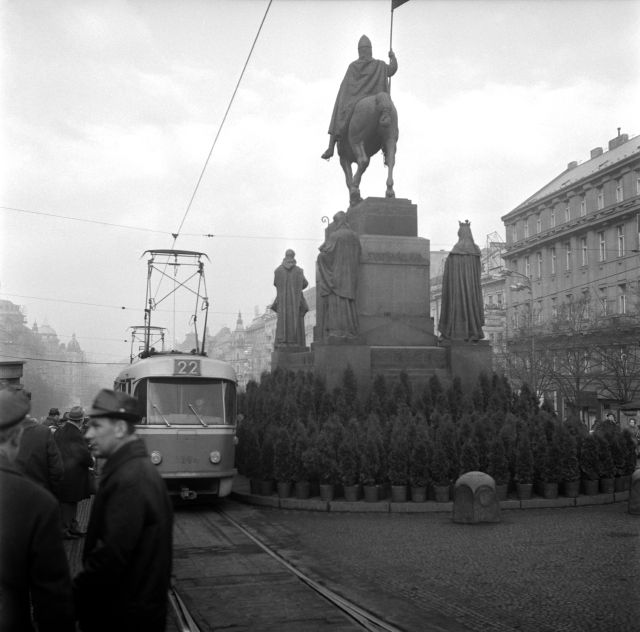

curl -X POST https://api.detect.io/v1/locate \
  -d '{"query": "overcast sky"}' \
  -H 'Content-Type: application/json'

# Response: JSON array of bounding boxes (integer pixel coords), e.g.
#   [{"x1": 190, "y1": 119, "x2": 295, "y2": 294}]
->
[{"x1": 1, "y1": 0, "x2": 639, "y2": 363}]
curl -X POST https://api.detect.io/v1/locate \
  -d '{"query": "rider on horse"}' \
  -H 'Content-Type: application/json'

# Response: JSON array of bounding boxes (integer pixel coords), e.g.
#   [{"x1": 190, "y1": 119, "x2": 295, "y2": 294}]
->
[{"x1": 321, "y1": 35, "x2": 397, "y2": 160}]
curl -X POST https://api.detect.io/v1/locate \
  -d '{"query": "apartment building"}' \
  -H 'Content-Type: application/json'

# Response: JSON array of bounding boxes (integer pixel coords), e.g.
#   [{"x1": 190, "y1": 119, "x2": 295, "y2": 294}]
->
[{"x1": 501, "y1": 130, "x2": 640, "y2": 421}]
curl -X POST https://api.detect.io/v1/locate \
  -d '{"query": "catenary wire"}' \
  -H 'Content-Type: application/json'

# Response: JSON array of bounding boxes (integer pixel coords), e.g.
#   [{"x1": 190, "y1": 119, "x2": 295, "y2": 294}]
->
[{"x1": 170, "y1": 0, "x2": 273, "y2": 245}]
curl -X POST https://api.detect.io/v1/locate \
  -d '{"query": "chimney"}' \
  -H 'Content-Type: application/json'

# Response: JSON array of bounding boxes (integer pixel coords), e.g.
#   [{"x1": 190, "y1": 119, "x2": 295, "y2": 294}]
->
[
  {"x1": 590, "y1": 147, "x2": 603, "y2": 159},
  {"x1": 608, "y1": 129, "x2": 629, "y2": 151},
  {"x1": 567, "y1": 160, "x2": 578, "y2": 170}
]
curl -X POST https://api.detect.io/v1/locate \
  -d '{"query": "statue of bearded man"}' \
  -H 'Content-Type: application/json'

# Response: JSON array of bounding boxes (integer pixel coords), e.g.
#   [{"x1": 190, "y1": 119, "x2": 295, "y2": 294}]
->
[{"x1": 321, "y1": 35, "x2": 398, "y2": 160}]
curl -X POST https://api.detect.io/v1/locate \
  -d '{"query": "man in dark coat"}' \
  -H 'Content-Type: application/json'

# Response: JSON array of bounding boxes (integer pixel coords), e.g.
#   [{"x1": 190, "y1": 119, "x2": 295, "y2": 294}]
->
[
  {"x1": 15, "y1": 414, "x2": 64, "y2": 495},
  {"x1": 44, "y1": 407, "x2": 61, "y2": 432},
  {"x1": 0, "y1": 386, "x2": 75, "y2": 632},
  {"x1": 74, "y1": 389, "x2": 173, "y2": 632},
  {"x1": 54, "y1": 405, "x2": 92, "y2": 539}
]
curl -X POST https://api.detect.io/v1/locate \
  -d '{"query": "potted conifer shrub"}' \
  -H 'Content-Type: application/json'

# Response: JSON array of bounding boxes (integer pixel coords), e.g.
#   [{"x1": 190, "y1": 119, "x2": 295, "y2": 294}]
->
[
  {"x1": 608, "y1": 432, "x2": 626, "y2": 492},
  {"x1": 408, "y1": 427, "x2": 430, "y2": 502},
  {"x1": 459, "y1": 439, "x2": 480, "y2": 475},
  {"x1": 596, "y1": 434, "x2": 615, "y2": 494},
  {"x1": 257, "y1": 428, "x2": 275, "y2": 496},
  {"x1": 541, "y1": 433, "x2": 562, "y2": 499},
  {"x1": 272, "y1": 426, "x2": 294, "y2": 498},
  {"x1": 557, "y1": 427, "x2": 580, "y2": 498},
  {"x1": 514, "y1": 432, "x2": 534, "y2": 499},
  {"x1": 388, "y1": 416, "x2": 410, "y2": 502},
  {"x1": 429, "y1": 443, "x2": 451, "y2": 502},
  {"x1": 360, "y1": 415, "x2": 383, "y2": 502},
  {"x1": 338, "y1": 419, "x2": 361, "y2": 501},
  {"x1": 579, "y1": 434, "x2": 600, "y2": 495},
  {"x1": 292, "y1": 421, "x2": 312, "y2": 499},
  {"x1": 487, "y1": 438, "x2": 510, "y2": 501}
]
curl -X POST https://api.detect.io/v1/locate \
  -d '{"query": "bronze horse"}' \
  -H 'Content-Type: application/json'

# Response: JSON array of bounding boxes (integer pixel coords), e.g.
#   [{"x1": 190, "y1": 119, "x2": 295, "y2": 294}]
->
[{"x1": 338, "y1": 91, "x2": 398, "y2": 207}]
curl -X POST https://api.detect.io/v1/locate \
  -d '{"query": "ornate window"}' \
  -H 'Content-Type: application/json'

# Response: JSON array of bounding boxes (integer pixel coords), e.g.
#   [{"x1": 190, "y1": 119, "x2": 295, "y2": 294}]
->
[
  {"x1": 580, "y1": 237, "x2": 588, "y2": 266},
  {"x1": 598, "y1": 231, "x2": 606, "y2": 261},
  {"x1": 617, "y1": 225, "x2": 625, "y2": 257}
]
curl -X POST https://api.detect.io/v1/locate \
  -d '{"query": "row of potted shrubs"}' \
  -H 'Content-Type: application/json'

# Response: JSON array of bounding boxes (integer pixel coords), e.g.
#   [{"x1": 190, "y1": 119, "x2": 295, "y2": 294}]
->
[{"x1": 236, "y1": 369, "x2": 637, "y2": 503}]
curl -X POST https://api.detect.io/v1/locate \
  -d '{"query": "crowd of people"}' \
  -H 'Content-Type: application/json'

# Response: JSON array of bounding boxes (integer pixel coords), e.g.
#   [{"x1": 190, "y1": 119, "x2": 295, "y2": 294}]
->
[{"x1": 0, "y1": 385, "x2": 173, "y2": 632}]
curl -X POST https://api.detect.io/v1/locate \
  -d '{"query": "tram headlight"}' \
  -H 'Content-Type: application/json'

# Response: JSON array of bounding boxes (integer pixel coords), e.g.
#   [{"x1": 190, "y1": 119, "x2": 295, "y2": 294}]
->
[
  {"x1": 150, "y1": 450, "x2": 163, "y2": 465},
  {"x1": 209, "y1": 450, "x2": 221, "y2": 464}
]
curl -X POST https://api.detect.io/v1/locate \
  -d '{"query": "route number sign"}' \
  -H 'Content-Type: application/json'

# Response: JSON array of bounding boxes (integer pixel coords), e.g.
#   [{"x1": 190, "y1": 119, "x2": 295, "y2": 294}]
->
[{"x1": 173, "y1": 359, "x2": 201, "y2": 376}]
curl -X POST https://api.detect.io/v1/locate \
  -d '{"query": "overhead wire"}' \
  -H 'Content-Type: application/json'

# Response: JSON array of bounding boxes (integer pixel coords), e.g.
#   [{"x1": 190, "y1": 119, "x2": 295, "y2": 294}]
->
[{"x1": 170, "y1": 0, "x2": 274, "y2": 246}]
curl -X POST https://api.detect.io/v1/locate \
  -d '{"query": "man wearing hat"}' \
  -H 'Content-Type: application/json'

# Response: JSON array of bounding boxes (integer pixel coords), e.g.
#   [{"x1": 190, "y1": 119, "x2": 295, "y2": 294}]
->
[
  {"x1": 0, "y1": 386, "x2": 75, "y2": 631},
  {"x1": 74, "y1": 389, "x2": 172, "y2": 632},
  {"x1": 45, "y1": 406, "x2": 61, "y2": 432},
  {"x1": 54, "y1": 404, "x2": 93, "y2": 539}
]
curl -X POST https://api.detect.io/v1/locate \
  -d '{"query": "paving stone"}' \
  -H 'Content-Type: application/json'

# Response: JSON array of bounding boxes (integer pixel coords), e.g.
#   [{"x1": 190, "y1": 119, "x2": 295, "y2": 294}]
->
[
  {"x1": 330, "y1": 500, "x2": 389, "y2": 513},
  {"x1": 575, "y1": 493, "x2": 615, "y2": 506},
  {"x1": 280, "y1": 497, "x2": 328, "y2": 511},
  {"x1": 520, "y1": 496, "x2": 575, "y2": 509}
]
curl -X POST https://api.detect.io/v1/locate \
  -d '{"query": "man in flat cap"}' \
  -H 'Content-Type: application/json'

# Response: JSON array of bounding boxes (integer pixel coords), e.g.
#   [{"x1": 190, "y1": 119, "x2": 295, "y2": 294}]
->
[
  {"x1": 74, "y1": 389, "x2": 172, "y2": 632},
  {"x1": 321, "y1": 35, "x2": 397, "y2": 160},
  {"x1": 0, "y1": 385, "x2": 75, "y2": 632}
]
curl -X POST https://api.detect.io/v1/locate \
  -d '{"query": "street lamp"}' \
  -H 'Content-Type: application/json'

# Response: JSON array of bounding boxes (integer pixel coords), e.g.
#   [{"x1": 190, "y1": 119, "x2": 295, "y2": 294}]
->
[{"x1": 501, "y1": 270, "x2": 536, "y2": 395}]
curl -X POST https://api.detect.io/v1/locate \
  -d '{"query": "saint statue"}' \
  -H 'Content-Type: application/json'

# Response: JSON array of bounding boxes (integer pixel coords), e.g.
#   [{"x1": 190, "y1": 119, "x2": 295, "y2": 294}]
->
[
  {"x1": 438, "y1": 221, "x2": 485, "y2": 342},
  {"x1": 271, "y1": 249, "x2": 309, "y2": 349},
  {"x1": 321, "y1": 35, "x2": 397, "y2": 160},
  {"x1": 316, "y1": 212, "x2": 362, "y2": 340}
]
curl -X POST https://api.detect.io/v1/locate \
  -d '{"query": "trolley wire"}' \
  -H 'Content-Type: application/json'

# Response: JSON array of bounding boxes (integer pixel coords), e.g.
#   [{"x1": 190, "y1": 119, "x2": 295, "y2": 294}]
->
[{"x1": 170, "y1": 0, "x2": 273, "y2": 246}]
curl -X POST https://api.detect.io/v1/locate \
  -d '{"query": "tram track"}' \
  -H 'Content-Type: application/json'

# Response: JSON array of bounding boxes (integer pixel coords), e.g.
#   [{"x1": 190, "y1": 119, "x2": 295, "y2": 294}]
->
[{"x1": 170, "y1": 504, "x2": 405, "y2": 632}]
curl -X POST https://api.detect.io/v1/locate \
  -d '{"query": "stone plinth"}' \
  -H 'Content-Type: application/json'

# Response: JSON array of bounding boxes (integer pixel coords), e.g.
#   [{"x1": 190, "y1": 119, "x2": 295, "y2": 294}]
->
[
  {"x1": 443, "y1": 339, "x2": 493, "y2": 387},
  {"x1": 629, "y1": 470, "x2": 640, "y2": 515},
  {"x1": 358, "y1": 234, "x2": 435, "y2": 346},
  {"x1": 453, "y1": 471, "x2": 501, "y2": 524},
  {"x1": 311, "y1": 343, "x2": 371, "y2": 393},
  {"x1": 271, "y1": 348, "x2": 311, "y2": 373},
  {"x1": 347, "y1": 197, "x2": 417, "y2": 237}
]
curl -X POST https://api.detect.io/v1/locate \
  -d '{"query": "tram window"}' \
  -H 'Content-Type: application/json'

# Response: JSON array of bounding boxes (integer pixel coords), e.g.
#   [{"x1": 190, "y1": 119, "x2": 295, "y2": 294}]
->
[{"x1": 145, "y1": 378, "x2": 232, "y2": 425}]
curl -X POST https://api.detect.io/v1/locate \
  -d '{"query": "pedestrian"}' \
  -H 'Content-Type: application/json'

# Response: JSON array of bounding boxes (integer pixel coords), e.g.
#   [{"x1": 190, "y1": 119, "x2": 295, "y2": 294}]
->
[
  {"x1": 0, "y1": 385, "x2": 75, "y2": 632},
  {"x1": 74, "y1": 389, "x2": 173, "y2": 632},
  {"x1": 15, "y1": 409, "x2": 64, "y2": 495},
  {"x1": 45, "y1": 406, "x2": 61, "y2": 432},
  {"x1": 54, "y1": 404, "x2": 92, "y2": 539}
]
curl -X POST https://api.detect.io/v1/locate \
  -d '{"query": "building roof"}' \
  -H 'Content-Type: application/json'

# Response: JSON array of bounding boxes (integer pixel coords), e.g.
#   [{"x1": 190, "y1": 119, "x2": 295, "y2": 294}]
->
[{"x1": 505, "y1": 133, "x2": 640, "y2": 218}]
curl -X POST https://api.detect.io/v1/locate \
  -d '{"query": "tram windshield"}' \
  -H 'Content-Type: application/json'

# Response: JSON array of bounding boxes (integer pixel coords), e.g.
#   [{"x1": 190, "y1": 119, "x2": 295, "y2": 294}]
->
[{"x1": 136, "y1": 378, "x2": 236, "y2": 426}]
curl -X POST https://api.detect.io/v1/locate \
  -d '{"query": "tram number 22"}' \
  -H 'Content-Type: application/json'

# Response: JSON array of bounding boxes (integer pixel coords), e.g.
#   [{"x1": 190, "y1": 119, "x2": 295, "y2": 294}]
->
[{"x1": 173, "y1": 359, "x2": 201, "y2": 376}]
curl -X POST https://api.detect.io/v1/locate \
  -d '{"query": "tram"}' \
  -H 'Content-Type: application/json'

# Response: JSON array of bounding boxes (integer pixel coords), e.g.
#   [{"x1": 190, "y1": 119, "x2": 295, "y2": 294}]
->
[{"x1": 114, "y1": 250, "x2": 237, "y2": 499}]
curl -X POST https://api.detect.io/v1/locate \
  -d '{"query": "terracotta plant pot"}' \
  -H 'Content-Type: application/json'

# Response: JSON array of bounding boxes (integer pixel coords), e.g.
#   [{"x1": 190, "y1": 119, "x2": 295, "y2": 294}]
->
[
  {"x1": 276, "y1": 481, "x2": 291, "y2": 498},
  {"x1": 319, "y1": 483, "x2": 334, "y2": 501},
  {"x1": 410, "y1": 486, "x2": 427, "y2": 502},
  {"x1": 614, "y1": 476, "x2": 626, "y2": 492},
  {"x1": 433, "y1": 484, "x2": 450, "y2": 503},
  {"x1": 599, "y1": 477, "x2": 615, "y2": 494},
  {"x1": 249, "y1": 478, "x2": 260, "y2": 495},
  {"x1": 294, "y1": 480, "x2": 310, "y2": 499},
  {"x1": 363, "y1": 484, "x2": 379, "y2": 503},
  {"x1": 495, "y1": 483, "x2": 509, "y2": 501},
  {"x1": 258, "y1": 480, "x2": 274, "y2": 496},
  {"x1": 343, "y1": 484, "x2": 361, "y2": 502},
  {"x1": 516, "y1": 482, "x2": 533, "y2": 500},
  {"x1": 390, "y1": 485, "x2": 407, "y2": 503},
  {"x1": 542, "y1": 482, "x2": 559, "y2": 499},
  {"x1": 562, "y1": 480, "x2": 580, "y2": 498},
  {"x1": 581, "y1": 478, "x2": 599, "y2": 496}
]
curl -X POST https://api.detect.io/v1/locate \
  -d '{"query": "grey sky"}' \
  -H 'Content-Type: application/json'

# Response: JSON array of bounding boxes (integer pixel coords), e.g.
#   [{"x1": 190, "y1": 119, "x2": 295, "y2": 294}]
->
[{"x1": 2, "y1": 0, "x2": 639, "y2": 362}]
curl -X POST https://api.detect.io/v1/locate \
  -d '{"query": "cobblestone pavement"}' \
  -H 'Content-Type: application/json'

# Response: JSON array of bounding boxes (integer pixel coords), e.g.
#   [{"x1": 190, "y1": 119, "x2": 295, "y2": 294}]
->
[{"x1": 228, "y1": 501, "x2": 640, "y2": 632}]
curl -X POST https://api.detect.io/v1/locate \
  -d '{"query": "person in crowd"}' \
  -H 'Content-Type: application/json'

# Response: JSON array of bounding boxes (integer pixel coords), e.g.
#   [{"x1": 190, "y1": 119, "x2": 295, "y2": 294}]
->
[
  {"x1": 15, "y1": 409, "x2": 64, "y2": 495},
  {"x1": 74, "y1": 389, "x2": 173, "y2": 632},
  {"x1": 54, "y1": 405, "x2": 92, "y2": 539},
  {"x1": 45, "y1": 407, "x2": 61, "y2": 431},
  {"x1": 0, "y1": 386, "x2": 75, "y2": 632}
]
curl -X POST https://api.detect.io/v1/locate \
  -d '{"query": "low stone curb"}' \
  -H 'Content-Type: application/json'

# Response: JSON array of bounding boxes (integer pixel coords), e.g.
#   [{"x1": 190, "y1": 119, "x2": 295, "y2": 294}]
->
[{"x1": 231, "y1": 489, "x2": 628, "y2": 513}]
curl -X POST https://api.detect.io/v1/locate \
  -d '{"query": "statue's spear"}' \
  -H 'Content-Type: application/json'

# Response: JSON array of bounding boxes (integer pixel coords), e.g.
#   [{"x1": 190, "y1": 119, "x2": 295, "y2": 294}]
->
[{"x1": 389, "y1": 0, "x2": 410, "y2": 93}]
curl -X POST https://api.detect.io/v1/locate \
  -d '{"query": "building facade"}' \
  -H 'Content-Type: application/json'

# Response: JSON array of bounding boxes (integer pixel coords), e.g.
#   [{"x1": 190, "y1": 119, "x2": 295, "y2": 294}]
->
[{"x1": 500, "y1": 131, "x2": 640, "y2": 424}]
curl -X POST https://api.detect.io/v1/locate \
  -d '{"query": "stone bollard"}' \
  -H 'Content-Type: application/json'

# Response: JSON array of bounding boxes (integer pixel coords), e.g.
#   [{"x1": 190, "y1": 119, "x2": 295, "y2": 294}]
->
[
  {"x1": 629, "y1": 470, "x2": 640, "y2": 515},
  {"x1": 453, "y1": 471, "x2": 501, "y2": 524}
]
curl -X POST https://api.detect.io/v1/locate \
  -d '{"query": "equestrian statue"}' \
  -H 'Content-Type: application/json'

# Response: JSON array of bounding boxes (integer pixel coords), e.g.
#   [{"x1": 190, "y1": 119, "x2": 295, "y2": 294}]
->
[{"x1": 321, "y1": 35, "x2": 399, "y2": 207}]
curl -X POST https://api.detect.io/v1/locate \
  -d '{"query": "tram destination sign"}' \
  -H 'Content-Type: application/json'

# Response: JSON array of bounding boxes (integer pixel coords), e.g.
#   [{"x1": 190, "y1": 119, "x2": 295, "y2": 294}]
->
[{"x1": 173, "y1": 358, "x2": 201, "y2": 376}]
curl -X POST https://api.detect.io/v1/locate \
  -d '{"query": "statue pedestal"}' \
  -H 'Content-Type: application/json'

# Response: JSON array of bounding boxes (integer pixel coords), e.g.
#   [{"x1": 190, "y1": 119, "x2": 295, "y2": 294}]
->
[
  {"x1": 271, "y1": 347, "x2": 311, "y2": 373},
  {"x1": 442, "y1": 339, "x2": 493, "y2": 388}
]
